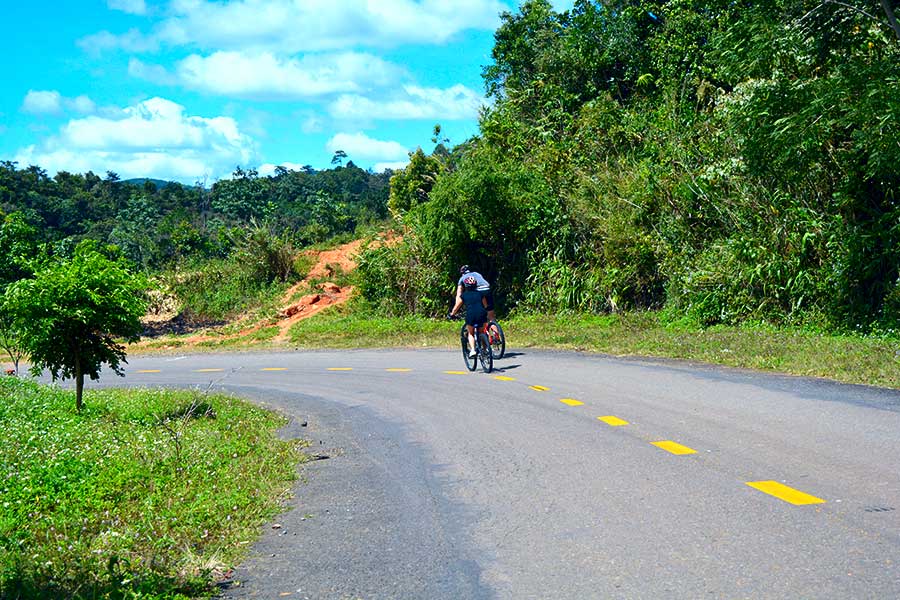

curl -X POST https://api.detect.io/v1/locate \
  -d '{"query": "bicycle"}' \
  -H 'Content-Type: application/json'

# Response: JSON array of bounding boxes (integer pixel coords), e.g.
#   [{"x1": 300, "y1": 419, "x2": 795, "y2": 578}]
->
[
  {"x1": 450, "y1": 316, "x2": 493, "y2": 373},
  {"x1": 460, "y1": 319, "x2": 505, "y2": 359},
  {"x1": 461, "y1": 321, "x2": 494, "y2": 373}
]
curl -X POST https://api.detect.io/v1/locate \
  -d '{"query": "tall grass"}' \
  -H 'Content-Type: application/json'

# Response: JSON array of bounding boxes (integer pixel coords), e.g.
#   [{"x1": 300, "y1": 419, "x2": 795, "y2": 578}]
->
[{"x1": 0, "y1": 378, "x2": 305, "y2": 599}]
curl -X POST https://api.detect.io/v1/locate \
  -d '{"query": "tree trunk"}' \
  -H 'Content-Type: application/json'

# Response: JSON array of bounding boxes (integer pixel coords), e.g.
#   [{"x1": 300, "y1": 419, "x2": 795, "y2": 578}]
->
[
  {"x1": 882, "y1": 0, "x2": 900, "y2": 41},
  {"x1": 75, "y1": 353, "x2": 84, "y2": 411}
]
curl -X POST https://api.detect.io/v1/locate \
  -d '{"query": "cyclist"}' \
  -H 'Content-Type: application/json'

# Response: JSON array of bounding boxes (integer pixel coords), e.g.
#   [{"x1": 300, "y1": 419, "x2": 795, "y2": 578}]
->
[
  {"x1": 455, "y1": 265, "x2": 495, "y2": 322},
  {"x1": 449, "y1": 276, "x2": 488, "y2": 358}
]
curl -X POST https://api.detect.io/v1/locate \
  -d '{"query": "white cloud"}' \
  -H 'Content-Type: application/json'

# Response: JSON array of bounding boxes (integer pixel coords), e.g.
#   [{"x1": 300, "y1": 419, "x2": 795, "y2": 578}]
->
[
  {"x1": 69, "y1": 95, "x2": 97, "y2": 115},
  {"x1": 15, "y1": 97, "x2": 257, "y2": 183},
  {"x1": 165, "y1": 51, "x2": 405, "y2": 99},
  {"x1": 78, "y1": 28, "x2": 159, "y2": 54},
  {"x1": 86, "y1": 0, "x2": 507, "y2": 53},
  {"x1": 128, "y1": 58, "x2": 177, "y2": 85},
  {"x1": 325, "y1": 132, "x2": 409, "y2": 164},
  {"x1": 331, "y1": 84, "x2": 485, "y2": 121},
  {"x1": 108, "y1": 0, "x2": 148, "y2": 15},
  {"x1": 22, "y1": 91, "x2": 99, "y2": 116},
  {"x1": 301, "y1": 113, "x2": 324, "y2": 134},
  {"x1": 22, "y1": 90, "x2": 62, "y2": 115}
]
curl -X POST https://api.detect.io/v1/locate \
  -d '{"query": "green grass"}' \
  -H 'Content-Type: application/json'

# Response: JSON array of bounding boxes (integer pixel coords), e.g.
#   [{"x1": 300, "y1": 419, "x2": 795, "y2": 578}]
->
[
  {"x1": 287, "y1": 304, "x2": 449, "y2": 349},
  {"x1": 285, "y1": 307, "x2": 900, "y2": 389},
  {"x1": 195, "y1": 326, "x2": 280, "y2": 348},
  {"x1": 0, "y1": 378, "x2": 307, "y2": 599}
]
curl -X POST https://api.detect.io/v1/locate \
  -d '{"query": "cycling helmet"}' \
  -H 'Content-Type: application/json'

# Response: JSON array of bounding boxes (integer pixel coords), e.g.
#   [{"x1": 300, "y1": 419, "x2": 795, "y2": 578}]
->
[
  {"x1": 459, "y1": 265, "x2": 470, "y2": 275},
  {"x1": 463, "y1": 276, "x2": 477, "y2": 289}
]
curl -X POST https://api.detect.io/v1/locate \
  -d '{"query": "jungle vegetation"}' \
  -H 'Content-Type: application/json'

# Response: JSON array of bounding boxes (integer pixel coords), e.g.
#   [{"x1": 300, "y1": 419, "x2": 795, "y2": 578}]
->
[
  {"x1": 361, "y1": 0, "x2": 900, "y2": 337},
  {"x1": 2, "y1": 0, "x2": 899, "y2": 339}
]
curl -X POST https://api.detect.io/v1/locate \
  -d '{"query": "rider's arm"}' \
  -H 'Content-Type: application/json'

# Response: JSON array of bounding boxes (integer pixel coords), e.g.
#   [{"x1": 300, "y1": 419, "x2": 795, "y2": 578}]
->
[{"x1": 449, "y1": 295, "x2": 464, "y2": 316}]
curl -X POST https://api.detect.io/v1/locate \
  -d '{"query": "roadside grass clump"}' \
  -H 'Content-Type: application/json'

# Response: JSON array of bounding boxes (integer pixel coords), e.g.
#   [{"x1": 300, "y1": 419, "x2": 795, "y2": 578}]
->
[
  {"x1": 196, "y1": 326, "x2": 280, "y2": 349},
  {"x1": 286, "y1": 306, "x2": 900, "y2": 389},
  {"x1": 0, "y1": 378, "x2": 306, "y2": 599},
  {"x1": 288, "y1": 302, "x2": 449, "y2": 348}
]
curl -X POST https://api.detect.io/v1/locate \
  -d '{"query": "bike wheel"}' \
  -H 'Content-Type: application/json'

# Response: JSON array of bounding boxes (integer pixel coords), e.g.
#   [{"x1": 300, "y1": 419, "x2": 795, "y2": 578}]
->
[
  {"x1": 462, "y1": 329, "x2": 477, "y2": 371},
  {"x1": 488, "y1": 320, "x2": 505, "y2": 359},
  {"x1": 478, "y1": 333, "x2": 493, "y2": 373}
]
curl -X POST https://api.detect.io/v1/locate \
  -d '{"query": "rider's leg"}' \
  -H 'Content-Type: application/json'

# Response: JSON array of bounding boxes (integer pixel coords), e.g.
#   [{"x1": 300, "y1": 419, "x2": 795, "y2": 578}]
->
[
  {"x1": 466, "y1": 325, "x2": 476, "y2": 354},
  {"x1": 482, "y1": 291, "x2": 496, "y2": 323}
]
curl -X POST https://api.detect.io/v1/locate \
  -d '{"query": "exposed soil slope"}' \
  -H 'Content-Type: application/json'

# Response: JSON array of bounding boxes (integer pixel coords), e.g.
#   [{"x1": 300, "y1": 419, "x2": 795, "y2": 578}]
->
[{"x1": 137, "y1": 238, "x2": 368, "y2": 349}]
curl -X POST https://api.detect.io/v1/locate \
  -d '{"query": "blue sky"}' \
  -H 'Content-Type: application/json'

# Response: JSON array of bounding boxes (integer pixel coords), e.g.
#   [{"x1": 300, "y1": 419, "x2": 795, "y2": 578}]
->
[{"x1": 0, "y1": 0, "x2": 572, "y2": 184}]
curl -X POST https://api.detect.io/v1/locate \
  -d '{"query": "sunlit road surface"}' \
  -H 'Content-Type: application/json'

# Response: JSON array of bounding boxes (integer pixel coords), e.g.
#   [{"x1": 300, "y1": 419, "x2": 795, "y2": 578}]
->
[{"x1": 66, "y1": 348, "x2": 900, "y2": 599}]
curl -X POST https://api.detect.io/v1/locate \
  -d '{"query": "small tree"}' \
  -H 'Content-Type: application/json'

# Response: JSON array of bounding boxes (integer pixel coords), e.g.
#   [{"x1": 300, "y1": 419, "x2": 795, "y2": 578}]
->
[
  {"x1": 0, "y1": 307, "x2": 25, "y2": 375},
  {"x1": 3, "y1": 241, "x2": 148, "y2": 410}
]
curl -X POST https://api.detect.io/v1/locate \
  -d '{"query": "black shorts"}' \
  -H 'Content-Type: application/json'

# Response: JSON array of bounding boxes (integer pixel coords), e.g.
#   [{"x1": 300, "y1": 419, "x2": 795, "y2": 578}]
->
[
  {"x1": 481, "y1": 290, "x2": 494, "y2": 312},
  {"x1": 465, "y1": 309, "x2": 488, "y2": 328}
]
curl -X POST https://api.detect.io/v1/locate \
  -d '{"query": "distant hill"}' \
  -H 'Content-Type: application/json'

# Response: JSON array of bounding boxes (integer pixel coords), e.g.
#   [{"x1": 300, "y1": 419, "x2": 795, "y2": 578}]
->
[{"x1": 121, "y1": 178, "x2": 179, "y2": 189}]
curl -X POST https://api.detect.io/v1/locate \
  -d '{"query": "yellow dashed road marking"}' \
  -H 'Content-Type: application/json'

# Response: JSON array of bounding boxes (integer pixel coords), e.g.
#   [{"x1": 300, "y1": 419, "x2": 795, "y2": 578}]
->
[
  {"x1": 598, "y1": 416, "x2": 629, "y2": 426},
  {"x1": 559, "y1": 398, "x2": 584, "y2": 406},
  {"x1": 194, "y1": 368, "x2": 223, "y2": 373},
  {"x1": 444, "y1": 371, "x2": 469, "y2": 375},
  {"x1": 262, "y1": 368, "x2": 287, "y2": 371},
  {"x1": 746, "y1": 481, "x2": 826, "y2": 505},
  {"x1": 651, "y1": 440, "x2": 697, "y2": 455},
  {"x1": 327, "y1": 368, "x2": 354, "y2": 371},
  {"x1": 530, "y1": 385, "x2": 550, "y2": 392},
  {"x1": 136, "y1": 369, "x2": 161, "y2": 373},
  {"x1": 494, "y1": 376, "x2": 516, "y2": 381},
  {"x1": 386, "y1": 368, "x2": 412, "y2": 372}
]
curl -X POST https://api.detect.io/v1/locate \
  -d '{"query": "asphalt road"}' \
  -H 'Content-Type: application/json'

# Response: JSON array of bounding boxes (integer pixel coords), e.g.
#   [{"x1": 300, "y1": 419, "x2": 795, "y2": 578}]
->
[{"x1": 77, "y1": 347, "x2": 900, "y2": 599}]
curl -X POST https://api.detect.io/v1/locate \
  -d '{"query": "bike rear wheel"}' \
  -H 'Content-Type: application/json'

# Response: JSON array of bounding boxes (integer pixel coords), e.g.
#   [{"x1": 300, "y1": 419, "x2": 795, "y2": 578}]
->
[
  {"x1": 462, "y1": 328, "x2": 477, "y2": 371},
  {"x1": 477, "y1": 332, "x2": 493, "y2": 373},
  {"x1": 488, "y1": 320, "x2": 505, "y2": 359}
]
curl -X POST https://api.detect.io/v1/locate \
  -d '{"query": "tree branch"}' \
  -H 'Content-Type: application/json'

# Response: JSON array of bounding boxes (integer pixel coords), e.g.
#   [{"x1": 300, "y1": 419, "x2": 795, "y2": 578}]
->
[{"x1": 881, "y1": 0, "x2": 900, "y2": 40}]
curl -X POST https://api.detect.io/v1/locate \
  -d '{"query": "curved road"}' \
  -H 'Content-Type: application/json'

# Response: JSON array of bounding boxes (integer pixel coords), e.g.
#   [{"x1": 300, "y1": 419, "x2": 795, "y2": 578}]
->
[{"x1": 81, "y1": 348, "x2": 900, "y2": 599}]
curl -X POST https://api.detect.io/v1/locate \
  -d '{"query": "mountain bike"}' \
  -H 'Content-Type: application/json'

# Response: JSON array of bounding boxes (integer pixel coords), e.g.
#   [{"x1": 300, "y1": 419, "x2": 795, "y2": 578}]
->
[
  {"x1": 459, "y1": 321, "x2": 494, "y2": 373},
  {"x1": 459, "y1": 319, "x2": 505, "y2": 359}
]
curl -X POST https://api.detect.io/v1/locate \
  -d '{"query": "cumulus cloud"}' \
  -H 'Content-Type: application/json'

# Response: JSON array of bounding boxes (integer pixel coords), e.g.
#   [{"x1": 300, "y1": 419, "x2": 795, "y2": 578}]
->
[
  {"x1": 22, "y1": 90, "x2": 63, "y2": 115},
  {"x1": 331, "y1": 84, "x2": 485, "y2": 121},
  {"x1": 78, "y1": 28, "x2": 160, "y2": 54},
  {"x1": 22, "y1": 91, "x2": 99, "y2": 116},
  {"x1": 301, "y1": 113, "x2": 325, "y2": 134},
  {"x1": 83, "y1": 0, "x2": 506, "y2": 53},
  {"x1": 167, "y1": 51, "x2": 405, "y2": 99},
  {"x1": 108, "y1": 0, "x2": 148, "y2": 15},
  {"x1": 128, "y1": 58, "x2": 178, "y2": 85},
  {"x1": 69, "y1": 95, "x2": 97, "y2": 115},
  {"x1": 325, "y1": 132, "x2": 409, "y2": 164},
  {"x1": 15, "y1": 97, "x2": 258, "y2": 182}
]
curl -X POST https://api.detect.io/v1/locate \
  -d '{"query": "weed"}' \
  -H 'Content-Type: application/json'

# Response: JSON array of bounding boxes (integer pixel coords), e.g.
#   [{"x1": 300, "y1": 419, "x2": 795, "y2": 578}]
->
[{"x1": 0, "y1": 379, "x2": 306, "y2": 599}]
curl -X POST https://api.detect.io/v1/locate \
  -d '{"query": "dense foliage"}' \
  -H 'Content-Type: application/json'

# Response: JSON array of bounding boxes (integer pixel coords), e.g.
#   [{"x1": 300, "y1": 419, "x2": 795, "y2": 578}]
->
[
  {"x1": 0, "y1": 161, "x2": 390, "y2": 270},
  {"x1": 0, "y1": 161, "x2": 391, "y2": 321},
  {"x1": 361, "y1": 0, "x2": 900, "y2": 334}
]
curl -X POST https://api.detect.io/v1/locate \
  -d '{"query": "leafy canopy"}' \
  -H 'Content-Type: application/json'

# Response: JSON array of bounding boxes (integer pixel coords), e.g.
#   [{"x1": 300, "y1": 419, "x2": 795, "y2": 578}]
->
[{"x1": 3, "y1": 240, "x2": 148, "y2": 409}]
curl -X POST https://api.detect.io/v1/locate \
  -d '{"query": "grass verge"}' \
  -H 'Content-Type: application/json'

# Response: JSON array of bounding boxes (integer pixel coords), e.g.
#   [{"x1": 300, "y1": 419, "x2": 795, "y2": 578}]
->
[
  {"x1": 0, "y1": 378, "x2": 307, "y2": 599},
  {"x1": 285, "y1": 307, "x2": 900, "y2": 389}
]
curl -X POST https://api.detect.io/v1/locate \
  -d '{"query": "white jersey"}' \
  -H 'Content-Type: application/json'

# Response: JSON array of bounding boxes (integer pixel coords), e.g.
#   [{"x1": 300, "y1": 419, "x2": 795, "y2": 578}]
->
[{"x1": 458, "y1": 271, "x2": 490, "y2": 291}]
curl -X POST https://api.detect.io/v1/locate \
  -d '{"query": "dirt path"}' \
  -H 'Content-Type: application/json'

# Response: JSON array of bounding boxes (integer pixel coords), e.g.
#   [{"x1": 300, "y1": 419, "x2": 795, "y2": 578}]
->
[{"x1": 137, "y1": 238, "x2": 370, "y2": 349}]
